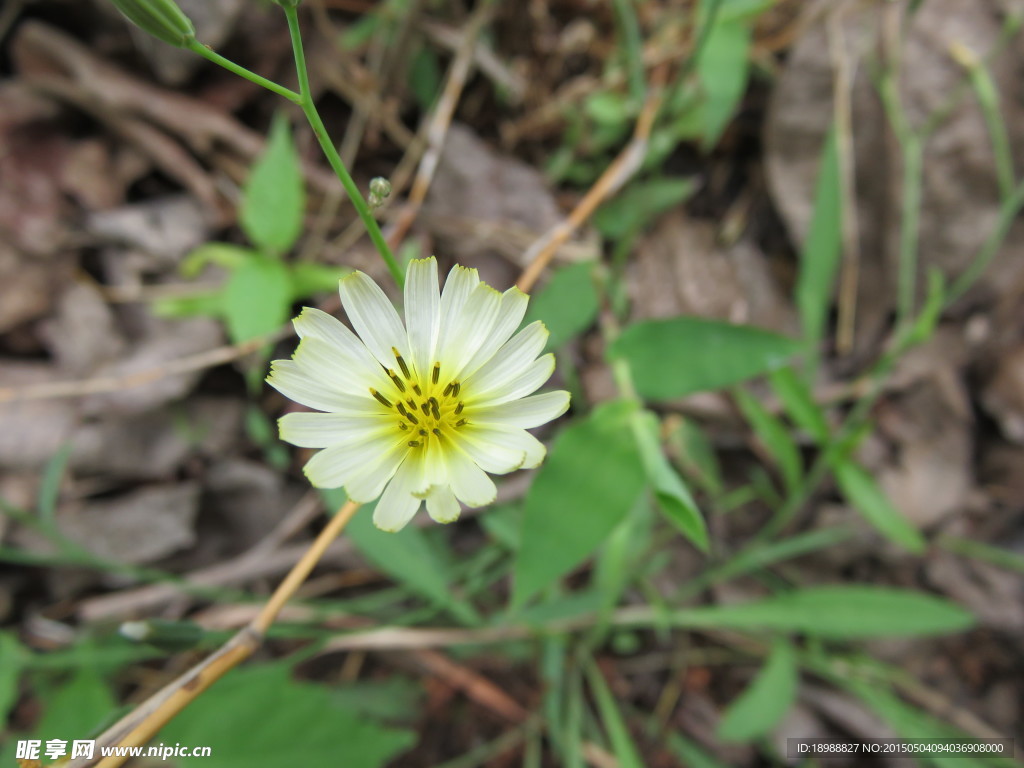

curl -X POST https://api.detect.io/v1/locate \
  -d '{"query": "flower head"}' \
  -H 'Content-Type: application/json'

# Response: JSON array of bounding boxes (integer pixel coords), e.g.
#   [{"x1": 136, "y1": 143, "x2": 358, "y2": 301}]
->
[{"x1": 268, "y1": 257, "x2": 570, "y2": 531}]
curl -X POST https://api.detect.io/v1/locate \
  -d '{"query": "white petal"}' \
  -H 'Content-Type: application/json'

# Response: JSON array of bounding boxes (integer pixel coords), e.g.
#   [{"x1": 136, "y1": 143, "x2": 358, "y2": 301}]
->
[
  {"x1": 438, "y1": 282, "x2": 504, "y2": 381},
  {"x1": 294, "y1": 307, "x2": 383, "y2": 377},
  {"x1": 457, "y1": 427, "x2": 527, "y2": 474},
  {"x1": 373, "y1": 457, "x2": 424, "y2": 531},
  {"x1": 434, "y1": 265, "x2": 479, "y2": 372},
  {"x1": 461, "y1": 423, "x2": 546, "y2": 469},
  {"x1": 459, "y1": 287, "x2": 529, "y2": 380},
  {"x1": 480, "y1": 353, "x2": 556, "y2": 405},
  {"x1": 472, "y1": 390, "x2": 571, "y2": 429},
  {"x1": 267, "y1": 360, "x2": 369, "y2": 414},
  {"x1": 462, "y1": 321, "x2": 548, "y2": 401},
  {"x1": 291, "y1": 337, "x2": 392, "y2": 399},
  {"x1": 344, "y1": 441, "x2": 410, "y2": 502},
  {"x1": 404, "y1": 258, "x2": 440, "y2": 376},
  {"x1": 303, "y1": 431, "x2": 405, "y2": 488},
  {"x1": 279, "y1": 411, "x2": 393, "y2": 448},
  {"x1": 338, "y1": 271, "x2": 409, "y2": 369},
  {"x1": 442, "y1": 445, "x2": 497, "y2": 507},
  {"x1": 426, "y1": 485, "x2": 461, "y2": 524}
]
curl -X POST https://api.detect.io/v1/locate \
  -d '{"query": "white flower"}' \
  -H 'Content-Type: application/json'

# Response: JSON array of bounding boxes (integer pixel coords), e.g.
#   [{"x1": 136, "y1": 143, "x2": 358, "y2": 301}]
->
[{"x1": 267, "y1": 257, "x2": 571, "y2": 531}]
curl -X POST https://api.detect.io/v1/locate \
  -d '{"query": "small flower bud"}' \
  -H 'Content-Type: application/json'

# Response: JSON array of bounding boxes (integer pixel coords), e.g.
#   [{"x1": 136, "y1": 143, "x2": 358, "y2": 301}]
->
[
  {"x1": 109, "y1": 0, "x2": 196, "y2": 47},
  {"x1": 369, "y1": 176, "x2": 391, "y2": 208}
]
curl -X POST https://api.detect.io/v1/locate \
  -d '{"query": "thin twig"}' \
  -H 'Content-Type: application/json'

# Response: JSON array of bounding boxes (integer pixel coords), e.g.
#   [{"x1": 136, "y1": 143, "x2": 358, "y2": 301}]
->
[
  {"x1": 383, "y1": 0, "x2": 498, "y2": 249},
  {"x1": 0, "y1": 331, "x2": 284, "y2": 404},
  {"x1": 71, "y1": 501, "x2": 361, "y2": 768},
  {"x1": 516, "y1": 65, "x2": 668, "y2": 293}
]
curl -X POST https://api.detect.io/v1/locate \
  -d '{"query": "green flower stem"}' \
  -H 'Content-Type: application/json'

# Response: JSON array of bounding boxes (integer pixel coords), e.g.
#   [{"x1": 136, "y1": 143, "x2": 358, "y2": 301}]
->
[
  {"x1": 283, "y1": 5, "x2": 404, "y2": 288},
  {"x1": 185, "y1": 38, "x2": 302, "y2": 104}
]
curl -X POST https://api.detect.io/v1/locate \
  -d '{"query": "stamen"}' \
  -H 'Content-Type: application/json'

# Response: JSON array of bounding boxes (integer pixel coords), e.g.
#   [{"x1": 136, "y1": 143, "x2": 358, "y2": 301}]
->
[
  {"x1": 432, "y1": 363, "x2": 440, "y2": 384},
  {"x1": 421, "y1": 401, "x2": 431, "y2": 416},
  {"x1": 397, "y1": 402, "x2": 419, "y2": 425},
  {"x1": 429, "y1": 397, "x2": 440, "y2": 420},
  {"x1": 399, "y1": 423, "x2": 409, "y2": 430},
  {"x1": 454, "y1": 402, "x2": 464, "y2": 415},
  {"x1": 387, "y1": 369, "x2": 406, "y2": 392},
  {"x1": 432, "y1": 428, "x2": 441, "y2": 437},
  {"x1": 408, "y1": 440, "x2": 422, "y2": 447},
  {"x1": 452, "y1": 382, "x2": 461, "y2": 397},
  {"x1": 411, "y1": 383, "x2": 422, "y2": 396},
  {"x1": 393, "y1": 347, "x2": 412, "y2": 379},
  {"x1": 455, "y1": 418, "x2": 467, "y2": 427},
  {"x1": 407, "y1": 398, "x2": 417, "y2": 409},
  {"x1": 419, "y1": 429, "x2": 428, "y2": 436},
  {"x1": 443, "y1": 382, "x2": 455, "y2": 397},
  {"x1": 370, "y1": 389, "x2": 392, "y2": 408}
]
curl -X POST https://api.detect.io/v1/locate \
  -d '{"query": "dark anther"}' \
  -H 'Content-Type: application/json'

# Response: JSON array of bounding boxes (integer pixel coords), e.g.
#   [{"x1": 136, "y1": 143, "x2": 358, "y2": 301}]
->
[
  {"x1": 387, "y1": 369, "x2": 406, "y2": 392},
  {"x1": 432, "y1": 363, "x2": 440, "y2": 384},
  {"x1": 393, "y1": 347, "x2": 412, "y2": 379},
  {"x1": 370, "y1": 389, "x2": 393, "y2": 408},
  {"x1": 455, "y1": 418, "x2": 467, "y2": 427},
  {"x1": 454, "y1": 402, "x2": 464, "y2": 415},
  {"x1": 408, "y1": 440, "x2": 422, "y2": 447}
]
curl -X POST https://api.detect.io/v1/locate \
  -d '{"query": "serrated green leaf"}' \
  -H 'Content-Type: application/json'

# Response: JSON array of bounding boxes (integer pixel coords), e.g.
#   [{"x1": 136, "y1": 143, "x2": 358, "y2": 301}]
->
[
  {"x1": 609, "y1": 317, "x2": 802, "y2": 400},
  {"x1": 734, "y1": 388, "x2": 802, "y2": 493},
  {"x1": 513, "y1": 401, "x2": 647, "y2": 606},
  {"x1": 163, "y1": 664, "x2": 414, "y2": 768},
  {"x1": 223, "y1": 256, "x2": 292, "y2": 345},
  {"x1": 717, "y1": 639, "x2": 798, "y2": 742},
  {"x1": 241, "y1": 114, "x2": 305, "y2": 254},
  {"x1": 593, "y1": 177, "x2": 698, "y2": 239},
  {"x1": 672, "y1": 586, "x2": 973, "y2": 639},
  {"x1": 631, "y1": 410, "x2": 707, "y2": 551},
  {"x1": 833, "y1": 460, "x2": 926, "y2": 553},
  {"x1": 524, "y1": 262, "x2": 599, "y2": 350}
]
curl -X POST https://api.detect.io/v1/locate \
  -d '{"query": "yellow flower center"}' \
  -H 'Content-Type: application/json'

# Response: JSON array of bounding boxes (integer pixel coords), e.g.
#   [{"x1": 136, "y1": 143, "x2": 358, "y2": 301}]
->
[{"x1": 369, "y1": 347, "x2": 467, "y2": 449}]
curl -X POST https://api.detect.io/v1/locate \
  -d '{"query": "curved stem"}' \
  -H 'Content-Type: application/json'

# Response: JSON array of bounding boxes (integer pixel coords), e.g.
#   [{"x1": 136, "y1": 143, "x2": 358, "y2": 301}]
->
[
  {"x1": 186, "y1": 39, "x2": 301, "y2": 104},
  {"x1": 283, "y1": 5, "x2": 404, "y2": 288}
]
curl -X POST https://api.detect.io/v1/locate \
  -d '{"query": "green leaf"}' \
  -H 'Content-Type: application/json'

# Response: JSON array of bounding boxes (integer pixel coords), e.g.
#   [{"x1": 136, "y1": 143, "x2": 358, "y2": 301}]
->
[
  {"x1": 593, "y1": 177, "x2": 698, "y2": 239},
  {"x1": 223, "y1": 256, "x2": 292, "y2": 345},
  {"x1": 697, "y1": 5, "x2": 752, "y2": 148},
  {"x1": 524, "y1": 262, "x2": 599, "y2": 350},
  {"x1": 287, "y1": 262, "x2": 349, "y2": 300},
  {"x1": 717, "y1": 639, "x2": 798, "y2": 742},
  {"x1": 631, "y1": 410, "x2": 708, "y2": 551},
  {"x1": 609, "y1": 317, "x2": 802, "y2": 400},
  {"x1": 513, "y1": 401, "x2": 647, "y2": 606},
  {"x1": 38, "y1": 442, "x2": 73, "y2": 527},
  {"x1": 796, "y1": 124, "x2": 842, "y2": 358},
  {"x1": 323, "y1": 489, "x2": 478, "y2": 624},
  {"x1": 674, "y1": 586, "x2": 973, "y2": 639},
  {"x1": 163, "y1": 664, "x2": 415, "y2": 768},
  {"x1": 180, "y1": 243, "x2": 254, "y2": 278},
  {"x1": 734, "y1": 388, "x2": 802, "y2": 493},
  {"x1": 241, "y1": 113, "x2": 305, "y2": 254},
  {"x1": 833, "y1": 460, "x2": 926, "y2": 553},
  {"x1": 0, "y1": 632, "x2": 24, "y2": 723},
  {"x1": 767, "y1": 366, "x2": 830, "y2": 443},
  {"x1": 153, "y1": 292, "x2": 224, "y2": 319},
  {"x1": 586, "y1": 661, "x2": 645, "y2": 768},
  {"x1": 661, "y1": 730, "x2": 731, "y2": 768},
  {"x1": 845, "y1": 680, "x2": 1013, "y2": 768},
  {"x1": 408, "y1": 44, "x2": 442, "y2": 111},
  {"x1": 668, "y1": 417, "x2": 724, "y2": 495}
]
